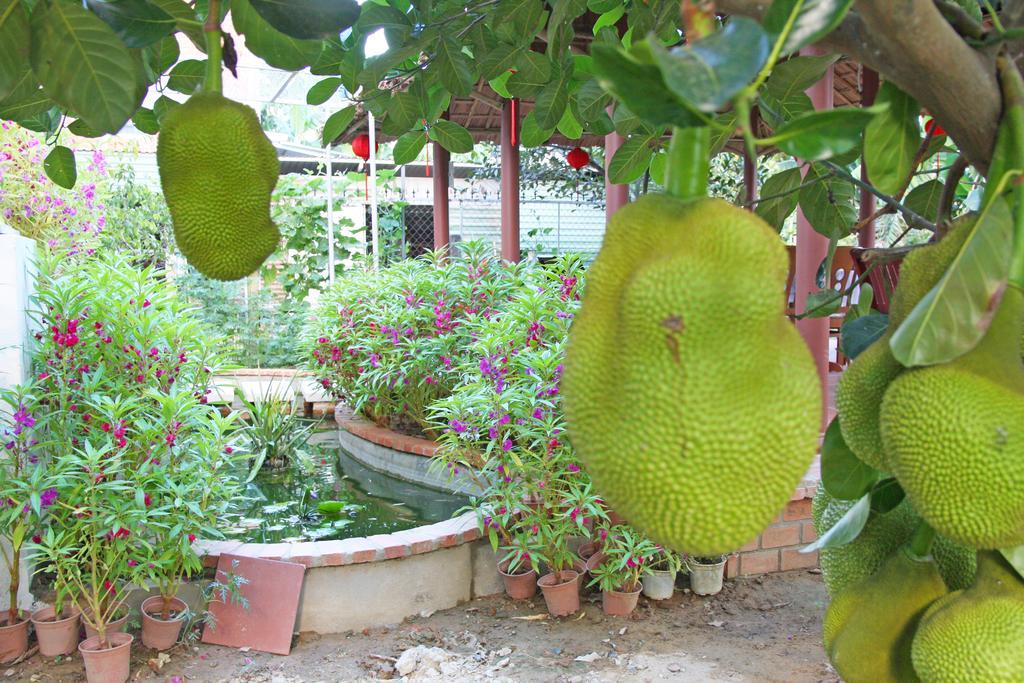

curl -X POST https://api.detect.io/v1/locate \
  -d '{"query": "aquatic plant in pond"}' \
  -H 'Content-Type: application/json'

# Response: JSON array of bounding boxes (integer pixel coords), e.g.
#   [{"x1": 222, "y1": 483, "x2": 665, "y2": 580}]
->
[{"x1": 222, "y1": 435, "x2": 466, "y2": 543}]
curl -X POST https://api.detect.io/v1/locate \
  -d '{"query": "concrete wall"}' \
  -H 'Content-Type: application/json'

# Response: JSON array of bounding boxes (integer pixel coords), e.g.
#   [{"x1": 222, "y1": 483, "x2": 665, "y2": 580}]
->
[{"x1": 0, "y1": 232, "x2": 36, "y2": 393}]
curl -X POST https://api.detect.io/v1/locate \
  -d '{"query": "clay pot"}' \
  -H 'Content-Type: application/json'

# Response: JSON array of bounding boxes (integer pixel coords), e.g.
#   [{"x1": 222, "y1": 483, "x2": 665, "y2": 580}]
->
[
  {"x1": 0, "y1": 612, "x2": 28, "y2": 663},
  {"x1": 572, "y1": 557, "x2": 591, "y2": 595},
  {"x1": 577, "y1": 542, "x2": 599, "y2": 561},
  {"x1": 79, "y1": 632, "x2": 133, "y2": 683},
  {"x1": 537, "y1": 570, "x2": 580, "y2": 617},
  {"x1": 602, "y1": 583, "x2": 642, "y2": 616},
  {"x1": 31, "y1": 605, "x2": 81, "y2": 657},
  {"x1": 498, "y1": 562, "x2": 538, "y2": 600},
  {"x1": 585, "y1": 550, "x2": 607, "y2": 574},
  {"x1": 141, "y1": 596, "x2": 187, "y2": 650},
  {"x1": 641, "y1": 569, "x2": 677, "y2": 601},
  {"x1": 83, "y1": 608, "x2": 129, "y2": 640}
]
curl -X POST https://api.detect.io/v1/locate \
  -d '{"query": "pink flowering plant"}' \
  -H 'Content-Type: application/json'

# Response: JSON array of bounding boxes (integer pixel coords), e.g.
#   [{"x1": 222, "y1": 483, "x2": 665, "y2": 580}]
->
[
  {"x1": 307, "y1": 242, "x2": 515, "y2": 435},
  {"x1": 0, "y1": 385, "x2": 61, "y2": 626},
  {"x1": 588, "y1": 525, "x2": 660, "y2": 593},
  {"x1": 0, "y1": 122, "x2": 107, "y2": 257},
  {"x1": 20, "y1": 252, "x2": 242, "y2": 643}
]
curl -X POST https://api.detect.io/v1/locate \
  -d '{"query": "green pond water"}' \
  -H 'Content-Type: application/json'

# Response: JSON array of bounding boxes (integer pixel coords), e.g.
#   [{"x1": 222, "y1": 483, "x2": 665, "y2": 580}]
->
[{"x1": 220, "y1": 432, "x2": 469, "y2": 543}]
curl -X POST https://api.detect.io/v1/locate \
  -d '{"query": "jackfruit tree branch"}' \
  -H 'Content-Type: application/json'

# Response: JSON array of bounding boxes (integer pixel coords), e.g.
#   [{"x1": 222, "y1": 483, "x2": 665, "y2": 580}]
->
[
  {"x1": 717, "y1": 0, "x2": 1002, "y2": 173},
  {"x1": 665, "y1": 127, "x2": 710, "y2": 201},
  {"x1": 908, "y1": 521, "x2": 937, "y2": 559},
  {"x1": 203, "y1": 0, "x2": 222, "y2": 94}
]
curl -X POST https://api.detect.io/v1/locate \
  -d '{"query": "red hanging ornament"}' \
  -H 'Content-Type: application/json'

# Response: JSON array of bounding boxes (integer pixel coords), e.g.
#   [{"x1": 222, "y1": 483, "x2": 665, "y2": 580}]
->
[
  {"x1": 924, "y1": 118, "x2": 946, "y2": 137},
  {"x1": 566, "y1": 146, "x2": 589, "y2": 171},
  {"x1": 352, "y1": 133, "x2": 378, "y2": 161}
]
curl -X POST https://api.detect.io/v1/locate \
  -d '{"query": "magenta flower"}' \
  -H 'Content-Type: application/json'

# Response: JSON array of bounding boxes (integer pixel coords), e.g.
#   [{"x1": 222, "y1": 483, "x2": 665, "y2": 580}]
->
[{"x1": 502, "y1": 438, "x2": 513, "y2": 451}]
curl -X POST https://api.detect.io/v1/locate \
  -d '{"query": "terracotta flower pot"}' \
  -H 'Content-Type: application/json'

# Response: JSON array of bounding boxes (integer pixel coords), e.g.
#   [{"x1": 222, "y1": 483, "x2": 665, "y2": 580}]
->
[
  {"x1": 585, "y1": 550, "x2": 607, "y2": 574},
  {"x1": 602, "y1": 584, "x2": 642, "y2": 616},
  {"x1": 141, "y1": 596, "x2": 187, "y2": 650},
  {"x1": 32, "y1": 605, "x2": 81, "y2": 657},
  {"x1": 83, "y1": 608, "x2": 129, "y2": 640},
  {"x1": 0, "y1": 612, "x2": 28, "y2": 663},
  {"x1": 498, "y1": 562, "x2": 538, "y2": 600},
  {"x1": 572, "y1": 557, "x2": 591, "y2": 595},
  {"x1": 79, "y1": 632, "x2": 133, "y2": 683},
  {"x1": 577, "y1": 542, "x2": 599, "y2": 561},
  {"x1": 537, "y1": 570, "x2": 580, "y2": 617}
]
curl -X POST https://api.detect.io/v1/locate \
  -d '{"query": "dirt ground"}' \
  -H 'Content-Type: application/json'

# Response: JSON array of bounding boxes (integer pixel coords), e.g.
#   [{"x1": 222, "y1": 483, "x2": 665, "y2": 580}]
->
[{"x1": 11, "y1": 569, "x2": 836, "y2": 683}]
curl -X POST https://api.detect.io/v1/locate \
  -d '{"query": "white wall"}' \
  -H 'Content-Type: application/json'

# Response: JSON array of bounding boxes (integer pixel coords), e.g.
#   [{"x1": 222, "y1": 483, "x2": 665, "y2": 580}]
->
[{"x1": 0, "y1": 230, "x2": 36, "y2": 393}]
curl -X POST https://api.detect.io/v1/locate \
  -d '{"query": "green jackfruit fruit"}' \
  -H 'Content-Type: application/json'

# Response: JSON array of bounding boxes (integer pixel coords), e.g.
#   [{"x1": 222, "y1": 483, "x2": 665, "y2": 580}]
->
[
  {"x1": 836, "y1": 219, "x2": 972, "y2": 471},
  {"x1": 881, "y1": 284, "x2": 1024, "y2": 549},
  {"x1": 157, "y1": 91, "x2": 280, "y2": 281},
  {"x1": 812, "y1": 490, "x2": 976, "y2": 595},
  {"x1": 562, "y1": 195, "x2": 820, "y2": 557},
  {"x1": 824, "y1": 547, "x2": 948, "y2": 683},
  {"x1": 912, "y1": 551, "x2": 1024, "y2": 682}
]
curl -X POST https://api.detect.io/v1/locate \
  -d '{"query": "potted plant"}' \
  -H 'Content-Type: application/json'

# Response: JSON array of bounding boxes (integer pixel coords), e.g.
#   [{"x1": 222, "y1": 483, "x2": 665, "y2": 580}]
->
[
  {"x1": 36, "y1": 440, "x2": 150, "y2": 683},
  {"x1": 642, "y1": 547, "x2": 684, "y2": 600},
  {"x1": 689, "y1": 555, "x2": 728, "y2": 596},
  {"x1": 532, "y1": 514, "x2": 580, "y2": 617},
  {"x1": 136, "y1": 403, "x2": 242, "y2": 650},
  {"x1": 588, "y1": 525, "x2": 658, "y2": 616},
  {"x1": 0, "y1": 388, "x2": 59, "y2": 661}
]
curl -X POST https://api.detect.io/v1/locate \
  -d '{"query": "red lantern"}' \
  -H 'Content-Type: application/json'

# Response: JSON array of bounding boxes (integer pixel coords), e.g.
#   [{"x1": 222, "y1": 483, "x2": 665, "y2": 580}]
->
[
  {"x1": 566, "y1": 146, "x2": 589, "y2": 171},
  {"x1": 352, "y1": 133, "x2": 378, "y2": 161},
  {"x1": 924, "y1": 118, "x2": 946, "y2": 137}
]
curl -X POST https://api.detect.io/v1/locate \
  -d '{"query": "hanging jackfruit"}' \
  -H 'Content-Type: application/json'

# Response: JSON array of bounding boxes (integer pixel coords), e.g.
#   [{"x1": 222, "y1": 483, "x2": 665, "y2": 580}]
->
[
  {"x1": 157, "y1": 92, "x2": 280, "y2": 281},
  {"x1": 562, "y1": 195, "x2": 820, "y2": 557},
  {"x1": 835, "y1": 218, "x2": 973, "y2": 471},
  {"x1": 824, "y1": 546, "x2": 948, "y2": 683},
  {"x1": 912, "y1": 551, "x2": 1024, "y2": 682},
  {"x1": 881, "y1": 284, "x2": 1024, "y2": 549},
  {"x1": 813, "y1": 490, "x2": 976, "y2": 595}
]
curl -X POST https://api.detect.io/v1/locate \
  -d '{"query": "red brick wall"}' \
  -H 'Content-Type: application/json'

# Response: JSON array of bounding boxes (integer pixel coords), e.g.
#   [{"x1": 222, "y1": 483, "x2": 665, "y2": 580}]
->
[{"x1": 725, "y1": 483, "x2": 819, "y2": 577}]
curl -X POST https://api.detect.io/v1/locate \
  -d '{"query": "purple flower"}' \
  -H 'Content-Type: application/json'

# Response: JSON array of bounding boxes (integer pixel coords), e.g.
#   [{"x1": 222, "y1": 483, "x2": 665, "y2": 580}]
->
[
  {"x1": 450, "y1": 419, "x2": 468, "y2": 434},
  {"x1": 40, "y1": 487, "x2": 58, "y2": 508},
  {"x1": 567, "y1": 463, "x2": 580, "y2": 473},
  {"x1": 499, "y1": 414, "x2": 511, "y2": 426},
  {"x1": 488, "y1": 426, "x2": 499, "y2": 440},
  {"x1": 502, "y1": 438, "x2": 513, "y2": 452},
  {"x1": 12, "y1": 405, "x2": 34, "y2": 435},
  {"x1": 532, "y1": 408, "x2": 544, "y2": 420}
]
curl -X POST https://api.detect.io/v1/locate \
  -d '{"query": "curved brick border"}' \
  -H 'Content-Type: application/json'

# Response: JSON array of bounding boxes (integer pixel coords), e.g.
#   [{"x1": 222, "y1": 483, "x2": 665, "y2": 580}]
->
[{"x1": 333, "y1": 404, "x2": 438, "y2": 457}]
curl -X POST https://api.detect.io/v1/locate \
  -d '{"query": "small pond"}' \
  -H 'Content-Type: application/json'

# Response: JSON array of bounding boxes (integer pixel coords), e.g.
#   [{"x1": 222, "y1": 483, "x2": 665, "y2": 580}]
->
[{"x1": 221, "y1": 431, "x2": 469, "y2": 543}]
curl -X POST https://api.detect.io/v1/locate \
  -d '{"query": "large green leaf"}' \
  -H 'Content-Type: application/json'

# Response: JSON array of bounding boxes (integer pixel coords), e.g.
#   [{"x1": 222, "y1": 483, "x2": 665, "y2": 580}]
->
[
  {"x1": 592, "y1": 43, "x2": 702, "y2": 129},
  {"x1": 890, "y1": 195, "x2": 1015, "y2": 367},
  {"x1": 798, "y1": 163, "x2": 857, "y2": 239},
  {"x1": 393, "y1": 131, "x2": 427, "y2": 165},
  {"x1": 492, "y1": 0, "x2": 546, "y2": 46},
  {"x1": 840, "y1": 313, "x2": 889, "y2": 360},
  {"x1": 152, "y1": 93, "x2": 179, "y2": 123},
  {"x1": 30, "y1": 0, "x2": 143, "y2": 134},
  {"x1": 148, "y1": 0, "x2": 204, "y2": 51},
  {"x1": 479, "y1": 42, "x2": 528, "y2": 81},
  {"x1": 321, "y1": 105, "x2": 355, "y2": 147},
  {"x1": 506, "y1": 51, "x2": 552, "y2": 99},
  {"x1": 311, "y1": 37, "x2": 345, "y2": 76},
  {"x1": 755, "y1": 166, "x2": 803, "y2": 231},
  {"x1": 821, "y1": 418, "x2": 878, "y2": 500},
  {"x1": 0, "y1": 0, "x2": 30, "y2": 101},
  {"x1": 43, "y1": 144, "x2": 77, "y2": 188},
  {"x1": 903, "y1": 179, "x2": 945, "y2": 223},
  {"x1": 131, "y1": 106, "x2": 159, "y2": 134},
  {"x1": 534, "y1": 58, "x2": 573, "y2": 130},
  {"x1": 608, "y1": 135, "x2": 654, "y2": 184},
  {"x1": 1001, "y1": 545, "x2": 1024, "y2": 581},
  {"x1": 232, "y1": 0, "x2": 322, "y2": 70},
  {"x1": 434, "y1": 36, "x2": 475, "y2": 97},
  {"x1": 428, "y1": 119, "x2": 474, "y2": 154},
  {"x1": 864, "y1": 82, "x2": 920, "y2": 195},
  {"x1": 519, "y1": 111, "x2": 554, "y2": 148},
  {"x1": 307, "y1": 77, "x2": 342, "y2": 105},
  {"x1": 763, "y1": 0, "x2": 856, "y2": 55},
  {"x1": 648, "y1": 17, "x2": 770, "y2": 112},
  {"x1": 576, "y1": 77, "x2": 610, "y2": 122},
  {"x1": 772, "y1": 107, "x2": 877, "y2": 161},
  {"x1": 386, "y1": 90, "x2": 422, "y2": 132},
  {"x1": 86, "y1": 0, "x2": 176, "y2": 48},
  {"x1": 249, "y1": 0, "x2": 358, "y2": 40},
  {"x1": 760, "y1": 53, "x2": 839, "y2": 129},
  {"x1": 357, "y1": 2, "x2": 412, "y2": 44},
  {"x1": 802, "y1": 493, "x2": 870, "y2": 552},
  {"x1": 166, "y1": 59, "x2": 205, "y2": 95}
]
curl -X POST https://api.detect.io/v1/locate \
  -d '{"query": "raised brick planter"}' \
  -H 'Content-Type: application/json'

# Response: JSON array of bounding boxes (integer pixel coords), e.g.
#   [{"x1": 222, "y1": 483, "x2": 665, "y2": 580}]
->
[{"x1": 725, "y1": 481, "x2": 820, "y2": 578}]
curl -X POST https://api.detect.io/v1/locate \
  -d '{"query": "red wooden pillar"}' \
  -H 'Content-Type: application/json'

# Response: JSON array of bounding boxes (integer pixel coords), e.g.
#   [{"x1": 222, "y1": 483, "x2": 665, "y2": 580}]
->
[
  {"x1": 500, "y1": 99, "x2": 521, "y2": 262},
  {"x1": 605, "y1": 107, "x2": 629, "y2": 222},
  {"x1": 432, "y1": 138, "x2": 450, "y2": 252},
  {"x1": 795, "y1": 48, "x2": 834, "y2": 428},
  {"x1": 858, "y1": 68, "x2": 880, "y2": 248}
]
